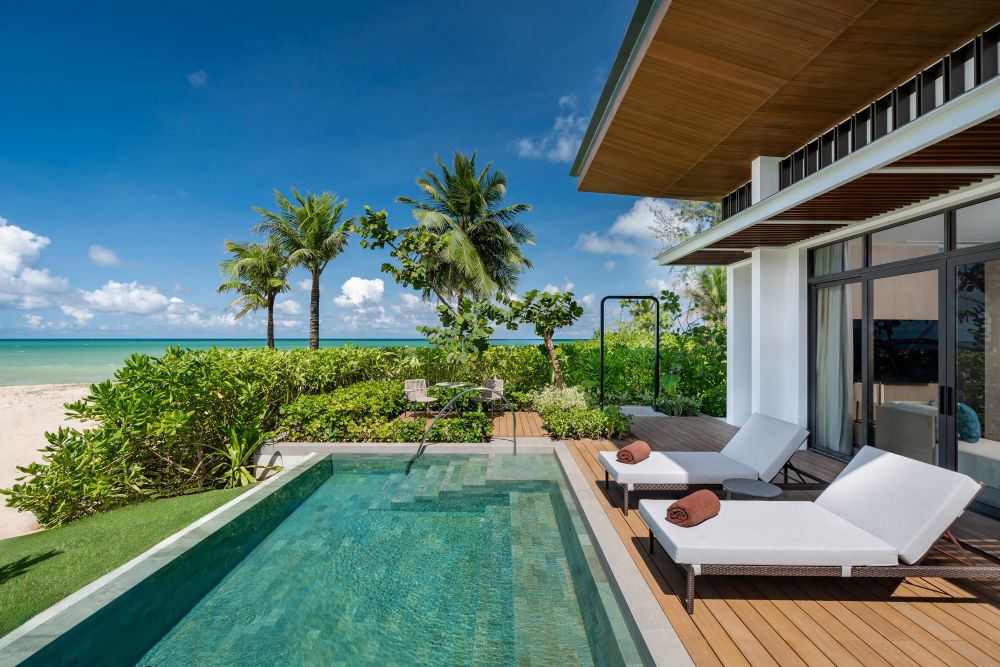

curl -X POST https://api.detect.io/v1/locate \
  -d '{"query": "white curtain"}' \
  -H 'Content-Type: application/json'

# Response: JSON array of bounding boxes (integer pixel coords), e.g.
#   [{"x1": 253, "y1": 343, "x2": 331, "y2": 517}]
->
[{"x1": 814, "y1": 245, "x2": 854, "y2": 455}]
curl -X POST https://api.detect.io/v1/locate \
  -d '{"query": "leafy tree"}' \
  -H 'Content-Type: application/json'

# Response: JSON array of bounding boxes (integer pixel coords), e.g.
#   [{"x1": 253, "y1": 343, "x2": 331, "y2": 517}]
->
[
  {"x1": 615, "y1": 290, "x2": 682, "y2": 336},
  {"x1": 417, "y1": 297, "x2": 503, "y2": 364},
  {"x1": 217, "y1": 241, "x2": 290, "y2": 348},
  {"x1": 501, "y1": 290, "x2": 583, "y2": 388},
  {"x1": 686, "y1": 266, "x2": 727, "y2": 325},
  {"x1": 651, "y1": 200, "x2": 721, "y2": 250},
  {"x1": 354, "y1": 207, "x2": 456, "y2": 309},
  {"x1": 254, "y1": 189, "x2": 353, "y2": 349},
  {"x1": 394, "y1": 151, "x2": 534, "y2": 309}
]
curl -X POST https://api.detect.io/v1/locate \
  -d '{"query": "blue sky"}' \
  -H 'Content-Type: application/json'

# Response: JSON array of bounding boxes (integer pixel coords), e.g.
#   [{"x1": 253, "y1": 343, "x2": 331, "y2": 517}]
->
[{"x1": 0, "y1": 1, "x2": 678, "y2": 339}]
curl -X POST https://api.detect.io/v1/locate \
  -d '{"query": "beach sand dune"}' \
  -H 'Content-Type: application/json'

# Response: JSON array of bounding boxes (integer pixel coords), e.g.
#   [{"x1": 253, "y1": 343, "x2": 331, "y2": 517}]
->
[{"x1": 0, "y1": 383, "x2": 90, "y2": 540}]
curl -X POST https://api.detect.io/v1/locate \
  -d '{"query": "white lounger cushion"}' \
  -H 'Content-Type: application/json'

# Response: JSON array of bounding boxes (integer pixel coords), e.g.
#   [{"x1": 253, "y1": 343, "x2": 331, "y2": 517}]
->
[
  {"x1": 598, "y1": 450, "x2": 757, "y2": 486},
  {"x1": 720, "y1": 413, "x2": 809, "y2": 482},
  {"x1": 816, "y1": 446, "x2": 982, "y2": 565},
  {"x1": 599, "y1": 412, "x2": 808, "y2": 486},
  {"x1": 639, "y1": 499, "x2": 898, "y2": 567}
]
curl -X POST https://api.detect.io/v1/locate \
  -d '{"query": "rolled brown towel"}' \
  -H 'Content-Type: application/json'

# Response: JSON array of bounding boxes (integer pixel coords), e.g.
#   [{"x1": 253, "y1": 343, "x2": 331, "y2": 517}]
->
[
  {"x1": 667, "y1": 490, "x2": 720, "y2": 527},
  {"x1": 616, "y1": 440, "x2": 652, "y2": 464}
]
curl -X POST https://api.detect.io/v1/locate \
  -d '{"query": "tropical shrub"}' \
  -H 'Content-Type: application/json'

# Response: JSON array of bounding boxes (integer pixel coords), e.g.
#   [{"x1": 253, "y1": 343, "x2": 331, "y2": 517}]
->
[
  {"x1": 540, "y1": 406, "x2": 632, "y2": 440},
  {"x1": 3, "y1": 350, "x2": 280, "y2": 527},
  {"x1": 276, "y1": 381, "x2": 408, "y2": 441},
  {"x1": 558, "y1": 326, "x2": 726, "y2": 416},
  {"x1": 529, "y1": 385, "x2": 588, "y2": 414},
  {"x1": 655, "y1": 394, "x2": 702, "y2": 416}
]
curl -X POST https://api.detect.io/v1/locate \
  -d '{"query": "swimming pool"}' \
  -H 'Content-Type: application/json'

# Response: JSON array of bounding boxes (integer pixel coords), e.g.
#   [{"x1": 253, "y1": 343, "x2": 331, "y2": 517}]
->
[{"x1": 3, "y1": 451, "x2": 650, "y2": 665}]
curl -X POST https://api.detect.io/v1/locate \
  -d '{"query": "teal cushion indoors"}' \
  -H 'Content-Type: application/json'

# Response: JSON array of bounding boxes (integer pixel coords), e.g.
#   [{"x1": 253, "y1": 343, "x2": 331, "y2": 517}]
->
[{"x1": 956, "y1": 403, "x2": 981, "y2": 443}]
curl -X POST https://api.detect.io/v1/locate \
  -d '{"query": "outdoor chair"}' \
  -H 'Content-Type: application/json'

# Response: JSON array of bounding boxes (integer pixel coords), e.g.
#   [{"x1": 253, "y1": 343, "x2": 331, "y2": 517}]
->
[
  {"x1": 599, "y1": 413, "x2": 817, "y2": 514},
  {"x1": 404, "y1": 379, "x2": 438, "y2": 416},
  {"x1": 472, "y1": 378, "x2": 504, "y2": 416},
  {"x1": 640, "y1": 446, "x2": 1000, "y2": 613}
]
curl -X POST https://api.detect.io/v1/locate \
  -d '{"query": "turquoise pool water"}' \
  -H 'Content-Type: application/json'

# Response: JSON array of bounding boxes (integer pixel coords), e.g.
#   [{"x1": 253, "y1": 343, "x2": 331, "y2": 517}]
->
[{"x1": 17, "y1": 454, "x2": 644, "y2": 665}]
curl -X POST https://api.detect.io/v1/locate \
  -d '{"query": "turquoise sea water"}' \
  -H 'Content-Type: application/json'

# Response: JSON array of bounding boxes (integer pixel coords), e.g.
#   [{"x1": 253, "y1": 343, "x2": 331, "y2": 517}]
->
[
  {"x1": 0, "y1": 338, "x2": 576, "y2": 386},
  {"x1": 138, "y1": 455, "x2": 640, "y2": 666}
]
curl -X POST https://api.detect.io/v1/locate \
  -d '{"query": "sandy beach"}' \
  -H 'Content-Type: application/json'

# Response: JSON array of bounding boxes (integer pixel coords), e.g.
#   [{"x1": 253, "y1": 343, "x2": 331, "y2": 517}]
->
[{"x1": 0, "y1": 383, "x2": 89, "y2": 540}]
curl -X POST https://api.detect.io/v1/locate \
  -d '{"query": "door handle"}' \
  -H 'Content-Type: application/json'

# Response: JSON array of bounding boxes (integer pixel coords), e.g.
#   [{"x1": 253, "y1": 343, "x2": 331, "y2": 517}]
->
[{"x1": 939, "y1": 385, "x2": 947, "y2": 415}]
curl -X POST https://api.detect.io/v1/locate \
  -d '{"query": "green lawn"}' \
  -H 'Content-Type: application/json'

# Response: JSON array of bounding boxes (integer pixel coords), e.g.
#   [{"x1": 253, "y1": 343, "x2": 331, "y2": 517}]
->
[{"x1": 0, "y1": 486, "x2": 251, "y2": 637}]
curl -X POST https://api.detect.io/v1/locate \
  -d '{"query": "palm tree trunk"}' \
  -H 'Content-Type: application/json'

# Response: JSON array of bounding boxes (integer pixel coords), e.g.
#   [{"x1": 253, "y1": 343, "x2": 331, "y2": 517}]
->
[
  {"x1": 310, "y1": 270, "x2": 320, "y2": 350},
  {"x1": 544, "y1": 333, "x2": 565, "y2": 389},
  {"x1": 266, "y1": 293, "x2": 276, "y2": 349}
]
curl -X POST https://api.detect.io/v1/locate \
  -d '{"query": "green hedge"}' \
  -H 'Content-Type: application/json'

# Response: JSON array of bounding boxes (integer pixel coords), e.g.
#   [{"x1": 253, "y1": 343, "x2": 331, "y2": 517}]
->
[
  {"x1": 4, "y1": 332, "x2": 724, "y2": 527},
  {"x1": 276, "y1": 381, "x2": 492, "y2": 443},
  {"x1": 539, "y1": 406, "x2": 632, "y2": 440}
]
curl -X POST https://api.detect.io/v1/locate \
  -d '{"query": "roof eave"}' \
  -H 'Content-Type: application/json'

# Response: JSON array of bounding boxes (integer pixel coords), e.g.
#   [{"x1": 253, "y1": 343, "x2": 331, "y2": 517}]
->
[{"x1": 569, "y1": 0, "x2": 663, "y2": 178}]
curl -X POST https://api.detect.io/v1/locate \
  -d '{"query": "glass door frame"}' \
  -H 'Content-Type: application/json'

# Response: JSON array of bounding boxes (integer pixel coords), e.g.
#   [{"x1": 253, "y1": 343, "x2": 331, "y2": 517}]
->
[
  {"x1": 808, "y1": 257, "x2": 947, "y2": 463},
  {"x1": 945, "y1": 247, "x2": 1000, "y2": 517}
]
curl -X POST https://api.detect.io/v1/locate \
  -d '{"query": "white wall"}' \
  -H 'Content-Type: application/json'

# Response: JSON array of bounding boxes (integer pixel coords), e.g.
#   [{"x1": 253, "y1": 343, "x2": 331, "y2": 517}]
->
[
  {"x1": 727, "y1": 246, "x2": 809, "y2": 428},
  {"x1": 727, "y1": 262, "x2": 752, "y2": 426}
]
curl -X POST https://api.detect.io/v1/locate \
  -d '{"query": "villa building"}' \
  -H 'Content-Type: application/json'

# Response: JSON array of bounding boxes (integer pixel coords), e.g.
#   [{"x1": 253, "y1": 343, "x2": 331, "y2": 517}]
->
[{"x1": 574, "y1": 0, "x2": 1000, "y2": 517}]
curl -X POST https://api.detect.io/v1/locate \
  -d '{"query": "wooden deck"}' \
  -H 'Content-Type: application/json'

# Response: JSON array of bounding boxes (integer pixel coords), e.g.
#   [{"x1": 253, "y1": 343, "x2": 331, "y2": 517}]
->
[
  {"x1": 403, "y1": 409, "x2": 548, "y2": 438},
  {"x1": 491, "y1": 410, "x2": 547, "y2": 438},
  {"x1": 565, "y1": 416, "x2": 1000, "y2": 666}
]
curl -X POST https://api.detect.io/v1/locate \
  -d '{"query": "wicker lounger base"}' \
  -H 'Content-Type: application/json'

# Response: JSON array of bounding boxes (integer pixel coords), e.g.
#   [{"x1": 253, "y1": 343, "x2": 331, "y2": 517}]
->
[
  {"x1": 605, "y1": 462, "x2": 829, "y2": 515},
  {"x1": 646, "y1": 530, "x2": 1000, "y2": 613}
]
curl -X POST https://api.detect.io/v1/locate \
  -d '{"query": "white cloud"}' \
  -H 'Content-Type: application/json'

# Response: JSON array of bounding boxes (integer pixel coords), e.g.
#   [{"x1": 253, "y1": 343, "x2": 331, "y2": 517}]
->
[
  {"x1": 161, "y1": 297, "x2": 239, "y2": 328},
  {"x1": 186, "y1": 70, "x2": 208, "y2": 87},
  {"x1": 18, "y1": 296, "x2": 51, "y2": 309},
  {"x1": 61, "y1": 304, "x2": 94, "y2": 326},
  {"x1": 296, "y1": 278, "x2": 312, "y2": 292},
  {"x1": 275, "y1": 299, "x2": 302, "y2": 316},
  {"x1": 610, "y1": 198, "x2": 673, "y2": 239},
  {"x1": 516, "y1": 93, "x2": 589, "y2": 164},
  {"x1": 0, "y1": 217, "x2": 49, "y2": 277},
  {"x1": 88, "y1": 244, "x2": 120, "y2": 267},
  {"x1": 22, "y1": 314, "x2": 43, "y2": 329},
  {"x1": 336, "y1": 304, "x2": 393, "y2": 331},
  {"x1": 580, "y1": 293, "x2": 596, "y2": 309},
  {"x1": 575, "y1": 232, "x2": 638, "y2": 256},
  {"x1": 0, "y1": 217, "x2": 70, "y2": 306},
  {"x1": 81, "y1": 280, "x2": 170, "y2": 315},
  {"x1": 604, "y1": 261, "x2": 616, "y2": 271},
  {"x1": 334, "y1": 277, "x2": 384, "y2": 307},
  {"x1": 647, "y1": 277, "x2": 675, "y2": 293},
  {"x1": 542, "y1": 281, "x2": 575, "y2": 294},
  {"x1": 275, "y1": 318, "x2": 302, "y2": 329}
]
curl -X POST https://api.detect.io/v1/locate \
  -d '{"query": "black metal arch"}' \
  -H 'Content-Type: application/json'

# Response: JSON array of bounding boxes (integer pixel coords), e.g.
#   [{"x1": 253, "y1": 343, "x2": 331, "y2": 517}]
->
[{"x1": 600, "y1": 295, "x2": 660, "y2": 408}]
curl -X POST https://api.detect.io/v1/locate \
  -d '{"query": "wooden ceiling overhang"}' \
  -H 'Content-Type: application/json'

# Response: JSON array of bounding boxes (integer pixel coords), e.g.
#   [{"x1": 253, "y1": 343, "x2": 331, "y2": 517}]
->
[
  {"x1": 572, "y1": 0, "x2": 1000, "y2": 199},
  {"x1": 662, "y1": 116, "x2": 1000, "y2": 265}
]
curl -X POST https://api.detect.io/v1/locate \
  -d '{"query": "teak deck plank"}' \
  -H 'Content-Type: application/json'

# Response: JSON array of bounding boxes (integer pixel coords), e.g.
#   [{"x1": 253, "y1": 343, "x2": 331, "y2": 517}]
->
[{"x1": 563, "y1": 416, "x2": 1000, "y2": 666}]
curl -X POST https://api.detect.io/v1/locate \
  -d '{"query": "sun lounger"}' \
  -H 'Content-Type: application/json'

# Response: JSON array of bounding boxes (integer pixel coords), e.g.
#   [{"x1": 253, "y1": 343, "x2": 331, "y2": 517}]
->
[
  {"x1": 599, "y1": 413, "x2": 811, "y2": 514},
  {"x1": 640, "y1": 446, "x2": 999, "y2": 612}
]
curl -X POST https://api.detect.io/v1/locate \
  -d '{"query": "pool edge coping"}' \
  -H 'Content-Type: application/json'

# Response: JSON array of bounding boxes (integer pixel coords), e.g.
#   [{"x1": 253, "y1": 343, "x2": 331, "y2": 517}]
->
[
  {"x1": 552, "y1": 441, "x2": 695, "y2": 667},
  {"x1": 0, "y1": 454, "x2": 320, "y2": 663}
]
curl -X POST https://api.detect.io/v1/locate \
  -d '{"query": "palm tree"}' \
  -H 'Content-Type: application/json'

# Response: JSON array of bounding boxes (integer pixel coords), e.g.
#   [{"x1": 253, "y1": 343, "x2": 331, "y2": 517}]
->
[
  {"x1": 686, "y1": 266, "x2": 727, "y2": 324},
  {"x1": 397, "y1": 151, "x2": 533, "y2": 310},
  {"x1": 253, "y1": 189, "x2": 353, "y2": 349},
  {"x1": 217, "y1": 241, "x2": 290, "y2": 348}
]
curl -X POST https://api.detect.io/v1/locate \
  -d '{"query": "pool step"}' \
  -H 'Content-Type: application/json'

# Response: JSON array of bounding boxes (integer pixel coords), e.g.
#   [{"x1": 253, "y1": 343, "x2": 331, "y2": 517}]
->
[{"x1": 470, "y1": 503, "x2": 516, "y2": 664}]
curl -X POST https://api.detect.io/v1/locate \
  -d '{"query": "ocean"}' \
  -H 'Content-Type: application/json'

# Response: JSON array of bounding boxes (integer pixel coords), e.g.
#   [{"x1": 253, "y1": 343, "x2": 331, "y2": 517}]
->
[{"x1": 0, "y1": 339, "x2": 571, "y2": 387}]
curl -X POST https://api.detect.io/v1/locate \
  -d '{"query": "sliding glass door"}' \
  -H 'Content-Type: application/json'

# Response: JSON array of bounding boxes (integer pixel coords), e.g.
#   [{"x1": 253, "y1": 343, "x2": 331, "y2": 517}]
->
[
  {"x1": 950, "y1": 253, "x2": 1000, "y2": 512},
  {"x1": 808, "y1": 195, "x2": 1000, "y2": 516},
  {"x1": 869, "y1": 269, "x2": 942, "y2": 466}
]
